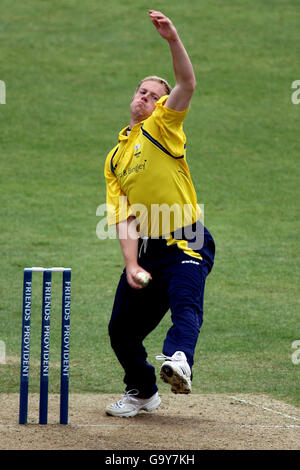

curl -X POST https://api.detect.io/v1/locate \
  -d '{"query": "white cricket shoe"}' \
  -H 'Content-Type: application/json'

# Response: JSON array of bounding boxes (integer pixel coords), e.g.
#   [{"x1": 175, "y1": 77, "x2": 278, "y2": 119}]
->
[
  {"x1": 156, "y1": 351, "x2": 192, "y2": 394},
  {"x1": 105, "y1": 390, "x2": 161, "y2": 417}
]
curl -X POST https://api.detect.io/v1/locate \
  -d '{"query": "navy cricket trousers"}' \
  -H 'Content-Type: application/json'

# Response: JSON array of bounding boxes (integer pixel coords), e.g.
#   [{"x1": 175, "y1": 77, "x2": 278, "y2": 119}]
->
[{"x1": 108, "y1": 224, "x2": 215, "y2": 398}]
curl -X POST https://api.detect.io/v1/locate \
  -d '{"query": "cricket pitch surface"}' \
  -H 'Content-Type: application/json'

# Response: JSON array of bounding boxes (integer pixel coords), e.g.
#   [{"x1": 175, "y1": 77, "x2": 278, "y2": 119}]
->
[{"x1": 0, "y1": 393, "x2": 299, "y2": 450}]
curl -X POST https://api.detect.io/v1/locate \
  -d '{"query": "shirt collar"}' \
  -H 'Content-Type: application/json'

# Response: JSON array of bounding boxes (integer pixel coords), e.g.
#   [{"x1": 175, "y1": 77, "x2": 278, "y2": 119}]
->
[{"x1": 118, "y1": 120, "x2": 146, "y2": 142}]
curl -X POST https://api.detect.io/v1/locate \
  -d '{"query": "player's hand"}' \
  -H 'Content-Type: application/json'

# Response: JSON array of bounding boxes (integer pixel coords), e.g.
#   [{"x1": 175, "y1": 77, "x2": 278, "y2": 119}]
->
[
  {"x1": 149, "y1": 10, "x2": 179, "y2": 42},
  {"x1": 126, "y1": 264, "x2": 152, "y2": 290}
]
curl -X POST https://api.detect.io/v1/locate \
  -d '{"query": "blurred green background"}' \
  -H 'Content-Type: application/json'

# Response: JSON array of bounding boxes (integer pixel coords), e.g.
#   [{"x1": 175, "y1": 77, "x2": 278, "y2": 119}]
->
[{"x1": 0, "y1": 0, "x2": 299, "y2": 407}]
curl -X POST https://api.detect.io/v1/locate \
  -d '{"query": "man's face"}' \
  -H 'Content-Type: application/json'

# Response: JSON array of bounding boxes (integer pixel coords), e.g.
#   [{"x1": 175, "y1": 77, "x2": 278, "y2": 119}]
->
[{"x1": 130, "y1": 80, "x2": 167, "y2": 124}]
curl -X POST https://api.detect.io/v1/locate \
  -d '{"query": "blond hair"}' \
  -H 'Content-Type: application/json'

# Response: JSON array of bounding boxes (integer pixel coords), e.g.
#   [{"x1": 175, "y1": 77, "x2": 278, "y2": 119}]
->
[{"x1": 135, "y1": 76, "x2": 172, "y2": 96}]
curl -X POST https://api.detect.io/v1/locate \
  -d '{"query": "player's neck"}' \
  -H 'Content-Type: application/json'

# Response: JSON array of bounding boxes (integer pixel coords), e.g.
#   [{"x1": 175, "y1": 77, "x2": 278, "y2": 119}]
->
[
  {"x1": 130, "y1": 111, "x2": 147, "y2": 128},
  {"x1": 129, "y1": 117, "x2": 139, "y2": 128}
]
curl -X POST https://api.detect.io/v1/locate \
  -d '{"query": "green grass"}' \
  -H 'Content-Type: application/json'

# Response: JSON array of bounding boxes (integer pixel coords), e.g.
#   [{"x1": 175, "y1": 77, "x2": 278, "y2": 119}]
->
[{"x1": 0, "y1": 0, "x2": 299, "y2": 407}]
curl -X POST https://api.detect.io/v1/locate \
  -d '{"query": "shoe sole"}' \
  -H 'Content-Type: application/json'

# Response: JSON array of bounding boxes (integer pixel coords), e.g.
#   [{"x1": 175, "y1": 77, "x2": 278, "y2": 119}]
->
[
  {"x1": 160, "y1": 365, "x2": 191, "y2": 394},
  {"x1": 105, "y1": 409, "x2": 138, "y2": 418}
]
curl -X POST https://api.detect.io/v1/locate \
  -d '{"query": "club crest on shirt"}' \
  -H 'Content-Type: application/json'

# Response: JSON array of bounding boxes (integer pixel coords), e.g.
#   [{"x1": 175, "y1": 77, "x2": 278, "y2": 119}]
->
[{"x1": 134, "y1": 144, "x2": 141, "y2": 157}]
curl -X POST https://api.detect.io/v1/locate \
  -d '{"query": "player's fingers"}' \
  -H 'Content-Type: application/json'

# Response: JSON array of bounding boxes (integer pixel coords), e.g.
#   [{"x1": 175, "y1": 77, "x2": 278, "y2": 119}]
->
[
  {"x1": 151, "y1": 18, "x2": 160, "y2": 28},
  {"x1": 128, "y1": 268, "x2": 148, "y2": 289},
  {"x1": 127, "y1": 274, "x2": 143, "y2": 289},
  {"x1": 151, "y1": 18, "x2": 172, "y2": 31},
  {"x1": 149, "y1": 10, "x2": 167, "y2": 20},
  {"x1": 132, "y1": 268, "x2": 152, "y2": 282},
  {"x1": 149, "y1": 15, "x2": 172, "y2": 27},
  {"x1": 136, "y1": 270, "x2": 152, "y2": 281},
  {"x1": 155, "y1": 19, "x2": 172, "y2": 26},
  {"x1": 149, "y1": 10, "x2": 163, "y2": 15}
]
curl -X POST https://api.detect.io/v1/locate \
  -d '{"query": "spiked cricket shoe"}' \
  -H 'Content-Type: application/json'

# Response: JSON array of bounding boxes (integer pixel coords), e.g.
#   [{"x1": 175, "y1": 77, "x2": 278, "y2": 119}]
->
[{"x1": 156, "y1": 351, "x2": 192, "y2": 394}]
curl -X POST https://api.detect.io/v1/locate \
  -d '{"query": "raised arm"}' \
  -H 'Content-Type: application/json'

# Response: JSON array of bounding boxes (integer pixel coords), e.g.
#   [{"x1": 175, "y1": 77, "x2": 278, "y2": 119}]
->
[{"x1": 149, "y1": 10, "x2": 196, "y2": 111}]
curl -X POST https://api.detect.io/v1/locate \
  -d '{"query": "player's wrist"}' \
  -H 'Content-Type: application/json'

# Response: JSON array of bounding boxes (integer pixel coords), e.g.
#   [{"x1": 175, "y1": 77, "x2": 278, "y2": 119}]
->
[
  {"x1": 166, "y1": 31, "x2": 180, "y2": 43},
  {"x1": 125, "y1": 261, "x2": 139, "y2": 272}
]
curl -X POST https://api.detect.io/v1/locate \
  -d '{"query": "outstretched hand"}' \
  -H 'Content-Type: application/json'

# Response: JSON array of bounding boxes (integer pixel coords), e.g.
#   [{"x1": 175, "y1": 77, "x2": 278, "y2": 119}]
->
[{"x1": 149, "y1": 10, "x2": 178, "y2": 41}]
